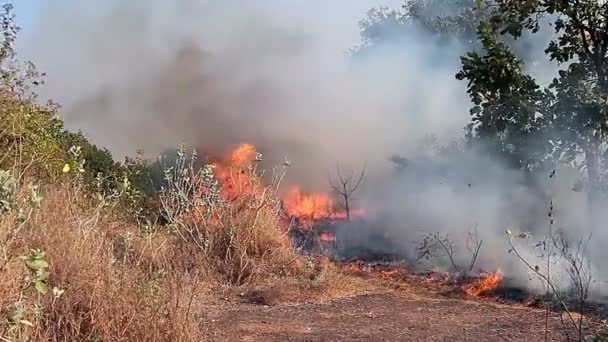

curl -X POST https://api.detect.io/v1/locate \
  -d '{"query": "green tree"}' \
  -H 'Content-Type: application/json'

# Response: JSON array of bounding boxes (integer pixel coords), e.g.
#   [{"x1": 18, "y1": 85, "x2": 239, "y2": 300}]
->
[
  {"x1": 355, "y1": 0, "x2": 488, "y2": 55},
  {"x1": 456, "y1": 21, "x2": 553, "y2": 170},
  {"x1": 457, "y1": 0, "x2": 608, "y2": 204}
]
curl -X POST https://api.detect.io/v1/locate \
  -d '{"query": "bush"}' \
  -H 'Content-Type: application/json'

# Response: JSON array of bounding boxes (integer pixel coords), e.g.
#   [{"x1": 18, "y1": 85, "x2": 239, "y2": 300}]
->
[
  {"x1": 157, "y1": 146, "x2": 305, "y2": 285},
  {"x1": 0, "y1": 183, "x2": 205, "y2": 341}
]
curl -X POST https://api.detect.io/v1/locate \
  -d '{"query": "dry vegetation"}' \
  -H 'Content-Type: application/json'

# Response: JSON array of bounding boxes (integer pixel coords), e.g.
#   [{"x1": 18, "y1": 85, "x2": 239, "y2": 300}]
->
[
  {"x1": 0, "y1": 5, "x2": 353, "y2": 338},
  {"x1": 2, "y1": 2, "x2": 608, "y2": 341},
  {"x1": 0, "y1": 149, "x2": 363, "y2": 341},
  {"x1": 0, "y1": 146, "x2": 355, "y2": 341}
]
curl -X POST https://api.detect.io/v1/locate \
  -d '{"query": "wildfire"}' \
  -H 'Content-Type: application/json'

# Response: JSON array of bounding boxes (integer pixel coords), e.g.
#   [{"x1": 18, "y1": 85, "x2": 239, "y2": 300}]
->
[
  {"x1": 318, "y1": 231, "x2": 336, "y2": 242},
  {"x1": 225, "y1": 143, "x2": 258, "y2": 166},
  {"x1": 282, "y1": 186, "x2": 366, "y2": 229},
  {"x1": 283, "y1": 187, "x2": 334, "y2": 222},
  {"x1": 464, "y1": 269, "x2": 504, "y2": 297},
  {"x1": 212, "y1": 143, "x2": 260, "y2": 201},
  {"x1": 192, "y1": 143, "x2": 367, "y2": 250}
]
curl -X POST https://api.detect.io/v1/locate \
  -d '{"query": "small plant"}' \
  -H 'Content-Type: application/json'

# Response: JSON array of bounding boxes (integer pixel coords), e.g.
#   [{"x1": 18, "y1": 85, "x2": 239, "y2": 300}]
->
[
  {"x1": 5, "y1": 302, "x2": 25, "y2": 325},
  {"x1": 507, "y1": 228, "x2": 593, "y2": 342},
  {"x1": 0, "y1": 169, "x2": 17, "y2": 213},
  {"x1": 158, "y1": 145, "x2": 224, "y2": 225},
  {"x1": 20, "y1": 248, "x2": 50, "y2": 295},
  {"x1": 27, "y1": 183, "x2": 43, "y2": 209},
  {"x1": 65, "y1": 145, "x2": 86, "y2": 178},
  {"x1": 416, "y1": 226, "x2": 483, "y2": 275}
]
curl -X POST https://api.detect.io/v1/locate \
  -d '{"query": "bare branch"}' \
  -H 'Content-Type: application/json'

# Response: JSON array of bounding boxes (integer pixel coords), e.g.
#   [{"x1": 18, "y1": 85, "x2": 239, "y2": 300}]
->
[{"x1": 328, "y1": 161, "x2": 366, "y2": 222}]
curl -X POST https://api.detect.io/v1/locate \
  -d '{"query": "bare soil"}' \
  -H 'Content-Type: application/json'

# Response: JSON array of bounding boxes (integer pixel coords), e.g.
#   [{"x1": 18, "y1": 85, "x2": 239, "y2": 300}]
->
[{"x1": 200, "y1": 283, "x2": 582, "y2": 341}]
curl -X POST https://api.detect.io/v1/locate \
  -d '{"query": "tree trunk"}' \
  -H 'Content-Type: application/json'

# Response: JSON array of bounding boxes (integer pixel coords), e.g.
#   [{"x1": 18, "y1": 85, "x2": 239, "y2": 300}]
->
[{"x1": 584, "y1": 144, "x2": 601, "y2": 214}]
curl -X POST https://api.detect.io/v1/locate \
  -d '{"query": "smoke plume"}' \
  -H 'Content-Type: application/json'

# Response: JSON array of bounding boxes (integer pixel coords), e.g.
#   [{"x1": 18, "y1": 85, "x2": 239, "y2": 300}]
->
[{"x1": 19, "y1": 0, "x2": 607, "y2": 297}]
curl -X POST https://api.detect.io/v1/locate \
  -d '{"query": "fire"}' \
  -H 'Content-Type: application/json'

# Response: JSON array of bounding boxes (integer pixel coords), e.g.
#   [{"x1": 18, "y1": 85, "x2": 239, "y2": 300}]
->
[
  {"x1": 464, "y1": 269, "x2": 504, "y2": 297},
  {"x1": 283, "y1": 187, "x2": 335, "y2": 227},
  {"x1": 318, "y1": 231, "x2": 336, "y2": 242},
  {"x1": 191, "y1": 143, "x2": 366, "y2": 250},
  {"x1": 212, "y1": 143, "x2": 260, "y2": 201},
  {"x1": 282, "y1": 186, "x2": 366, "y2": 229},
  {"x1": 225, "y1": 143, "x2": 257, "y2": 166}
]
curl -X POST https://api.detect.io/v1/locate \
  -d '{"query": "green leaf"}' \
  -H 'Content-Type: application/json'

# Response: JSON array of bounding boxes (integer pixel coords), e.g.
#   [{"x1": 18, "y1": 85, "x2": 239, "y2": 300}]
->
[
  {"x1": 35, "y1": 281, "x2": 48, "y2": 294},
  {"x1": 25, "y1": 259, "x2": 48, "y2": 271}
]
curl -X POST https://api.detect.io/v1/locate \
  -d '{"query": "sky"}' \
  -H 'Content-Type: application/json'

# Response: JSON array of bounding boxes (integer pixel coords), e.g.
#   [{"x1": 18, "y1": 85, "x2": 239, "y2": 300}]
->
[
  {"x1": 14, "y1": 0, "x2": 39, "y2": 34},
  {"x1": 13, "y1": 0, "x2": 403, "y2": 50}
]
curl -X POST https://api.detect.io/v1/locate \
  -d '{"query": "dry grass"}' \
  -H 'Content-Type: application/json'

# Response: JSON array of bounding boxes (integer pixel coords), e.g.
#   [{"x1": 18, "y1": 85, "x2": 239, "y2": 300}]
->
[
  {"x1": 0, "y1": 166, "x2": 351, "y2": 341},
  {"x1": 158, "y1": 151, "x2": 310, "y2": 286},
  {"x1": 239, "y1": 259, "x2": 379, "y2": 306},
  {"x1": 0, "y1": 182, "x2": 208, "y2": 341}
]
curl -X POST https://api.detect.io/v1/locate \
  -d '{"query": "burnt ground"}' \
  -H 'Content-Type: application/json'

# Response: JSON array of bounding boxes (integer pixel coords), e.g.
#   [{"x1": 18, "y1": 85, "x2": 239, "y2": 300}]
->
[{"x1": 199, "y1": 279, "x2": 600, "y2": 342}]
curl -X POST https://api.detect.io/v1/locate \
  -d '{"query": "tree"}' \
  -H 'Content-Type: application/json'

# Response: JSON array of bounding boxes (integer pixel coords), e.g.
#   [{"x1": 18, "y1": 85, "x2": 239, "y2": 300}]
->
[
  {"x1": 456, "y1": 20, "x2": 554, "y2": 170},
  {"x1": 457, "y1": 0, "x2": 608, "y2": 205},
  {"x1": 354, "y1": 0, "x2": 490, "y2": 58},
  {"x1": 328, "y1": 162, "x2": 365, "y2": 222}
]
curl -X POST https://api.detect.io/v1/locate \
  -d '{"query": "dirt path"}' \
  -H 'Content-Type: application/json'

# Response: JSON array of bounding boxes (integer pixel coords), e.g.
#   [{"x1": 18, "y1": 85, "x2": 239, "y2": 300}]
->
[{"x1": 201, "y1": 290, "x2": 571, "y2": 341}]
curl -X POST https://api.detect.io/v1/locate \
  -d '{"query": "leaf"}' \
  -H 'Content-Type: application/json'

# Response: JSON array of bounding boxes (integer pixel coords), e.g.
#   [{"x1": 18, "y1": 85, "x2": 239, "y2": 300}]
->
[
  {"x1": 25, "y1": 259, "x2": 48, "y2": 271},
  {"x1": 34, "y1": 281, "x2": 48, "y2": 294}
]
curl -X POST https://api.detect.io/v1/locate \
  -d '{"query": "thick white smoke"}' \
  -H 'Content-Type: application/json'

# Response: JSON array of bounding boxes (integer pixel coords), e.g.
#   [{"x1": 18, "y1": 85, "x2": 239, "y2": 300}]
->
[
  {"x1": 18, "y1": 0, "x2": 467, "y2": 188},
  {"x1": 17, "y1": 0, "x2": 607, "y2": 298}
]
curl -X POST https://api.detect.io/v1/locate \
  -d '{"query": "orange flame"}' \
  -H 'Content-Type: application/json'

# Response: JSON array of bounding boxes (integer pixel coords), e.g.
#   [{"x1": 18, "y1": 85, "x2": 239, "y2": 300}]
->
[
  {"x1": 283, "y1": 187, "x2": 335, "y2": 226},
  {"x1": 193, "y1": 143, "x2": 367, "y2": 246},
  {"x1": 464, "y1": 269, "x2": 504, "y2": 296},
  {"x1": 225, "y1": 143, "x2": 257, "y2": 166},
  {"x1": 212, "y1": 143, "x2": 260, "y2": 201},
  {"x1": 282, "y1": 186, "x2": 366, "y2": 229},
  {"x1": 318, "y1": 232, "x2": 336, "y2": 242}
]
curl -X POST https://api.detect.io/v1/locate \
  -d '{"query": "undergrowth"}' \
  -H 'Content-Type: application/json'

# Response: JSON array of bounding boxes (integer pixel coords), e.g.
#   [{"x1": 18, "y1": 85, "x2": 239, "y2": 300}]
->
[{"x1": 0, "y1": 4, "x2": 341, "y2": 341}]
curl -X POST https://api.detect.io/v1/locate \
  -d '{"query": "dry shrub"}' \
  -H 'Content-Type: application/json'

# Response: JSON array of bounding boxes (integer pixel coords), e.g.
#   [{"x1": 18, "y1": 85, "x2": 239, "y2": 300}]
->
[
  {"x1": 175, "y1": 188, "x2": 308, "y2": 285},
  {"x1": 159, "y1": 147, "x2": 308, "y2": 286},
  {"x1": 0, "y1": 182, "x2": 207, "y2": 342},
  {"x1": 156, "y1": 147, "x2": 363, "y2": 306}
]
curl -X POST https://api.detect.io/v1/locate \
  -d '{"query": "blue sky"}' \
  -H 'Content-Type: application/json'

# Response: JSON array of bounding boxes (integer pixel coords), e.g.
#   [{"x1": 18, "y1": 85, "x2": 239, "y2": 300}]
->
[{"x1": 14, "y1": 0, "x2": 40, "y2": 33}]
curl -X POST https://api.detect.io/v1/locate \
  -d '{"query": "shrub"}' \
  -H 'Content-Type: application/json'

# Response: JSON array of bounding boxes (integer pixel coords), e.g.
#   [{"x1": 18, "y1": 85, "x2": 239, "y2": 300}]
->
[{"x1": 158, "y1": 145, "x2": 305, "y2": 285}]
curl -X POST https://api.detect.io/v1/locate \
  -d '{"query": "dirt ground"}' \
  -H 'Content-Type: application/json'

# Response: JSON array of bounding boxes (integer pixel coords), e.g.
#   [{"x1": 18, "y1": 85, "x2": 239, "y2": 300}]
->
[{"x1": 200, "y1": 285, "x2": 580, "y2": 341}]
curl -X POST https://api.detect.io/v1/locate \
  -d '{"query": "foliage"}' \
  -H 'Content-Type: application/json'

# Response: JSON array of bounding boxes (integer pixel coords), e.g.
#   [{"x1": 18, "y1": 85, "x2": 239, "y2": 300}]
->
[
  {"x1": 157, "y1": 145, "x2": 224, "y2": 225},
  {"x1": 456, "y1": 20, "x2": 554, "y2": 169},
  {"x1": 157, "y1": 145, "x2": 302, "y2": 285},
  {"x1": 20, "y1": 248, "x2": 50, "y2": 295},
  {"x1": 0, "y1": 169, "x2": 16, "y2": 213},
  {"x1": 456, "y1": 0, "x2": 608, "y2": 200},
  {"x1": 355, "y1": 0, "x2": 489, "y2": 54}
]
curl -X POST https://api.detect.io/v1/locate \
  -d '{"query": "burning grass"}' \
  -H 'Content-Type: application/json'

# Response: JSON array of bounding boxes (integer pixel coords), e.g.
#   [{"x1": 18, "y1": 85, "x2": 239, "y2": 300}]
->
[
  {"x1": 464, "y1": 269, "x2": 504, "y2": 297},
  {"x1": 5, "y1": 141, "x2": 602, "y2": 340},
  {"x1": 337, "y1": 259, "x2": 508, "y2": 301},
  {"x1": 0, "y1": 143, "x2": 358, "y2": 340},
  {"x1": 158, "y1": 144, "x2": 311, "y2": 285}
]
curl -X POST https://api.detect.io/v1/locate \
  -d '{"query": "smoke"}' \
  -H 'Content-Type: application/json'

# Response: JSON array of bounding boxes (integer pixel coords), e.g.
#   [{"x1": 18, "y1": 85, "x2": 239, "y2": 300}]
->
[
  {"x1": 19, "y1": 1, "x2": 607, "y2": 296},
  {"x1": 19, "y1": 0, "x2": 466, "y2": 188}
]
